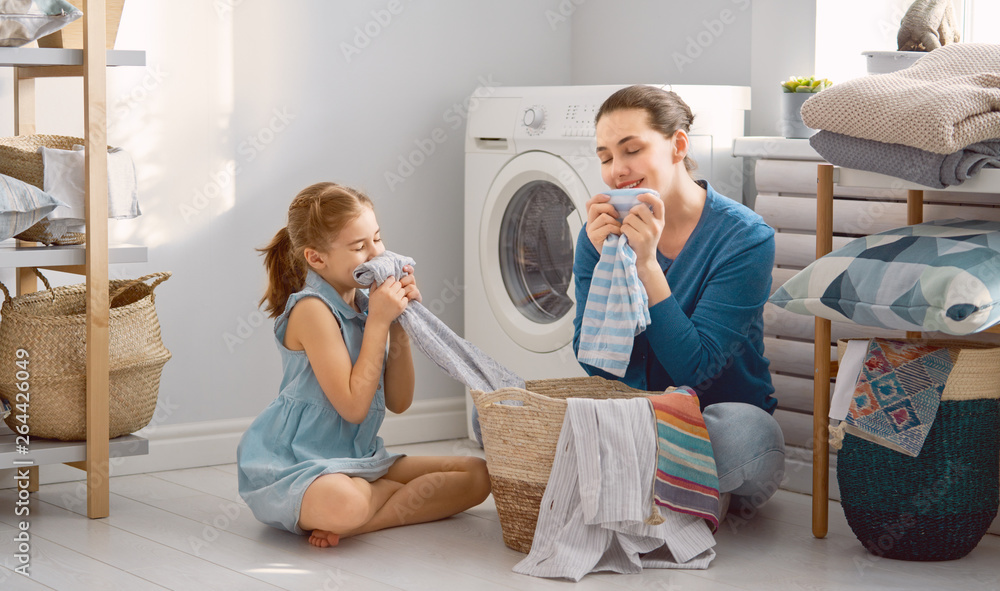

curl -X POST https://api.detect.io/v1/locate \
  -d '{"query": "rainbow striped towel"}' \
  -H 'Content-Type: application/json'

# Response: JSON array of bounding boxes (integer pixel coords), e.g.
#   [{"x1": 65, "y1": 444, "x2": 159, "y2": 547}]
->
[{"x1": 648, "y1": 387, "x2": 721, "y2": 532}]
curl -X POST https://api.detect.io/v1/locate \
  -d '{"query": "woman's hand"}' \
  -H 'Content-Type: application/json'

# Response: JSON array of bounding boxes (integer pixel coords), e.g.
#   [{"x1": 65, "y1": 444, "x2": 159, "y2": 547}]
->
[
  {"x1": 585, "y1": 193, "x2": 622, "y2": 252},
  {"x1": 368, "y1": 276, "x2": 409, "y2": 325},
  {"x1": 399, "y1": 265, "x2": 422, "y2": 303},
  {"x1": 621, "y1": 192, "x2": 666, "y2": 273}
]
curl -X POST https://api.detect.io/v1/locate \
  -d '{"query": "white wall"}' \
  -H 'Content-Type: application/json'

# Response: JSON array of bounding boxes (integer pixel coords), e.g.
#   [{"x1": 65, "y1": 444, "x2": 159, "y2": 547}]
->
[
  {"x1": 0, "y1": 0, "x2": 830, "y2": 454},
  {"x1": 570, "y1": 0, "x2": 753, "y2": 87},
  {"x1": 749, "y1": 0, "x2": 817, "y2": 137}
]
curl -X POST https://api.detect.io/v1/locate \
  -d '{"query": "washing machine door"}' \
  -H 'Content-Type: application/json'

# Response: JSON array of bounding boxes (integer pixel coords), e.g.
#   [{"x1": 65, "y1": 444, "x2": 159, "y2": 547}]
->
[{"x1": 480, "y1": 151, "x2": 589, "y2": 353}]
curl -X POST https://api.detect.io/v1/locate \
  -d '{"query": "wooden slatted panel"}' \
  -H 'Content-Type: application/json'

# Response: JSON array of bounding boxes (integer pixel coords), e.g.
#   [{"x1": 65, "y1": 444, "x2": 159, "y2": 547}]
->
[
  {"x1": 758, "y1": 193, "x2": 1000, "y2": 236},
  {"x1": 755, "y1": 159, "x2": 1000, "y2": 204},
  {"x1": 771, "y1": 374, "x2": 817, "y2": 415},
  {"x1": 773, "y1": 408, "x2": 817, "y2": 449},
  {"x1": 774, "y1": 233, "x2": 852, "y2": 268},
  {"x1": 764, "y1": 337, "x2": 833, "y2": 377}
]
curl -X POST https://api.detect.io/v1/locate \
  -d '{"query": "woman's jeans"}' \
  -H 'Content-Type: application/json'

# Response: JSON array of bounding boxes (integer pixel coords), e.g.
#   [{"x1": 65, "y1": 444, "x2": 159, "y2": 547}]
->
[{"x1": 703, "y1": 402, "x2": 786, "y2": 519}]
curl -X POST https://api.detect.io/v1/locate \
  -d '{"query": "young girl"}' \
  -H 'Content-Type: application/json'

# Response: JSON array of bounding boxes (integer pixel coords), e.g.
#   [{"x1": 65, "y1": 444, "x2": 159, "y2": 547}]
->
[{"x1": 237, "y1": 182, "x2": 491, "y2": 548}]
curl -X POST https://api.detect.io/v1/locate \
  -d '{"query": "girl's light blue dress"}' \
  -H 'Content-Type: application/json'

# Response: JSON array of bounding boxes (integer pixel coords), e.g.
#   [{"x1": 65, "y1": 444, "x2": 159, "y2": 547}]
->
[{"x1": 237, "y1": 270, "x2": 403, "y2": 534}]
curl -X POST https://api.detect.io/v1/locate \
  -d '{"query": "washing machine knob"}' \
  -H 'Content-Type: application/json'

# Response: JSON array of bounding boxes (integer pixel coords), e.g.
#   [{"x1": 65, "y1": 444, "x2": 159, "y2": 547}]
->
[{"x1": 523, "y1": 107, "x2": 545, "y2": 129}]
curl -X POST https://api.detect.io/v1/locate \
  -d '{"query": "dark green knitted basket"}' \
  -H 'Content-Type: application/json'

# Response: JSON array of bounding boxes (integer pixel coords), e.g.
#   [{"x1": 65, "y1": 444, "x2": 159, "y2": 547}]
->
[{"x1": 837, "y1": 399, "x2": 999, "y2": 561}]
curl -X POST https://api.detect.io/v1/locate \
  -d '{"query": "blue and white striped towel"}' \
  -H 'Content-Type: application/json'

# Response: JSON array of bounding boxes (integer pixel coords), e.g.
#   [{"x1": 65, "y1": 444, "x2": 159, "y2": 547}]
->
[{"x1": 577, "y1": 189, "x2": 656, "y2": 377}]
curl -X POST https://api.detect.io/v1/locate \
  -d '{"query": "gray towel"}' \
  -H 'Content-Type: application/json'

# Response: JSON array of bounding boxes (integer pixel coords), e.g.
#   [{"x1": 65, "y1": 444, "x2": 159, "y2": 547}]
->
[
  {"x1": 353, "y1": 252, "x2": 524, "y2": 443},
  {"x1": 513, "y1": 397, "x2": 716, "y2": 581},
  {"x1": 809, "y1": 130, "x2": 1000, "y2": 189}
]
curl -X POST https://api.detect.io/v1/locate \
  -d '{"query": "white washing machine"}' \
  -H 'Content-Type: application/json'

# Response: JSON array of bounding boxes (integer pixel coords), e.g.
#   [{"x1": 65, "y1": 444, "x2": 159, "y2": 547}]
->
[{"x1": 464, "y1": 84, "x2": 750, "y2": 437}]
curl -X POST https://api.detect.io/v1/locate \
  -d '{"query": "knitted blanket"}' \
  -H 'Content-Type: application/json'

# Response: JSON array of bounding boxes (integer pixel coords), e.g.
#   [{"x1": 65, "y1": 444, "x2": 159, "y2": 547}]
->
[
  {"x1": 809, "y1": 131, "x2": 1000, "y2": 189},
  {"x1": 648, "y1": 387, "x2": 721, "y2": 532},
  {"x1": 800, "y1": 43, "x2": 1000, "y2": 154},
  {"x1": 353, "y1": 251, "x2": 525, "y2": 395}
]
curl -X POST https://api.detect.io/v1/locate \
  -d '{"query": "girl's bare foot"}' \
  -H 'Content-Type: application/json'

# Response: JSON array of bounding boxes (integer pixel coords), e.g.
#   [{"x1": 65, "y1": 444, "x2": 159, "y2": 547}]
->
[{"x1": 308, "y1": 530, "x2": 340, "y2": 548}]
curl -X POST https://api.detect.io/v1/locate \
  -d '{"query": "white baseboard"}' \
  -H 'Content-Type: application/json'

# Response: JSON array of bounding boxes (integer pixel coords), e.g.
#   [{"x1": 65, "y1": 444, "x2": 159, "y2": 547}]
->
[{"x1": 0, "y1": 396, "x2": 468, "y2": 489}]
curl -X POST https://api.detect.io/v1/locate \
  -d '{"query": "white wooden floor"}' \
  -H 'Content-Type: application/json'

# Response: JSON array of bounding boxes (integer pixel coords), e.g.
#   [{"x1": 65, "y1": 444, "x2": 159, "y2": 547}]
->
[{"x1": 1, "y1": 438, "x2": 998, "y2": 590}]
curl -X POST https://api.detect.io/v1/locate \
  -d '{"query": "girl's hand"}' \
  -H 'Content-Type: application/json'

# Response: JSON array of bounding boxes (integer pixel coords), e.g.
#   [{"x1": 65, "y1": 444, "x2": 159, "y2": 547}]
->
[
  {"x1": 399, "y1": 265, "x2": 422, "y2": 303},
  {"x1": 585, "y1": 193, "x2": 622, "y2": 252},
  {"x1": 621, "y1": 192, "x2": 665, "y2": 270},
  {"x1": 368, "y1": 276, "x2": 408, "y2": 325}
]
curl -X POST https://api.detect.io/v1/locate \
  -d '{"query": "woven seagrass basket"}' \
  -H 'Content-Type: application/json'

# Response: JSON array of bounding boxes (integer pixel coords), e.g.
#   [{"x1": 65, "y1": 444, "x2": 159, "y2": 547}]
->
[
  {"x1": 470, "y1": 376, "x2": 659, "y2": 553},
  {"x1": 0, "y1": 134, "x2": 114, "y2": 245},
  {"x1": 835, "y1": 338, "x2": 1000, "y2": 561},
  {"x1": 0, "y1": 271, "x2": 172, "y2": 441}
]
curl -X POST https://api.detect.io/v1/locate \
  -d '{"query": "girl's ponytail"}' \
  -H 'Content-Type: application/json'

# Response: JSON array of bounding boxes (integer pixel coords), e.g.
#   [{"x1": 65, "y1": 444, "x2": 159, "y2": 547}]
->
[{"x1": 258, "y1": 226, "x2": 306, "y2": 318}]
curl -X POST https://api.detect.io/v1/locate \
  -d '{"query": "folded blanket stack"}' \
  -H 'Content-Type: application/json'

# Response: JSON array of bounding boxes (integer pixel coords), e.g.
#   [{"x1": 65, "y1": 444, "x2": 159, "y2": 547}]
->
[{"x1": 800, "y1": 43, "x2": 1000, "y2": 188}]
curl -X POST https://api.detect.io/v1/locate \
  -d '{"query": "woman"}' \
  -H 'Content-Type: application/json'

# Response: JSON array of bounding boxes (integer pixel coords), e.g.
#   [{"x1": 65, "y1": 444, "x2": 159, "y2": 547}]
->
[{"x1": 574, "y1": 85, "x2": 784, "y2": 519}]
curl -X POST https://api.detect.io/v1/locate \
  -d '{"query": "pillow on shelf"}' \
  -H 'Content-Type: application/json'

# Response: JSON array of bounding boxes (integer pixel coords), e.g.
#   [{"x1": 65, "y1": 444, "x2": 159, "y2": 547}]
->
[
  {"x1": 0, "y1": 0, "x2": 82, "y2": 48},
  {"x1": 769, "y1": 219, "x2": 1000, "y2": 335},
  {"x1": 0, "y1": 173, "x2": 64, "y2": 241}
]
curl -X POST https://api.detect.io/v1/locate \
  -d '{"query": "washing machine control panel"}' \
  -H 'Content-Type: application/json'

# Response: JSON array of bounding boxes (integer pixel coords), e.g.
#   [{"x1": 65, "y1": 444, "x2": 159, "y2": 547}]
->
[
  {"x1": 563, "y1": 103, "x2": 598, "y2": 137},
  {"x1": 519, "y1": 103, "x2": 601, "y2": 138}
]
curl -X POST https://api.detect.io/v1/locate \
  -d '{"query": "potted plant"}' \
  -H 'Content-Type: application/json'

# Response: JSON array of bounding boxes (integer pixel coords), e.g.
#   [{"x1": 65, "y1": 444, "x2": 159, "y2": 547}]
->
[{"x1": 779, "y1": 76, "x2": 832, "y2": 139}]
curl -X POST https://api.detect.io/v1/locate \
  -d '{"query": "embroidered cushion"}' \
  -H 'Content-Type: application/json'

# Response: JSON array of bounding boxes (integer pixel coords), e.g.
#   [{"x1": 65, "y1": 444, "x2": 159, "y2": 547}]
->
[{"x1": 769, "y1": 218, "x2": 1000, "y2": 335}]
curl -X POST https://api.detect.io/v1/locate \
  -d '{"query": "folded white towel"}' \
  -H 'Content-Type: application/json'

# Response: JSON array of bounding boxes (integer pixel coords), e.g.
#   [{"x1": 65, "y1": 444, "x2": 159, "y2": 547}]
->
[{"x1": 40, "y1": 145, "x2": 141, "y2": 222}]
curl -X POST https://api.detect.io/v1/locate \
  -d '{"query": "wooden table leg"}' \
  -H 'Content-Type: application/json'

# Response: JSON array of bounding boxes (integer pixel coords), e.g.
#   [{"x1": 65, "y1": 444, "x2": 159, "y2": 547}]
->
[{"x1": 813, "y1": 164, "x2": 835, "y2": 538}]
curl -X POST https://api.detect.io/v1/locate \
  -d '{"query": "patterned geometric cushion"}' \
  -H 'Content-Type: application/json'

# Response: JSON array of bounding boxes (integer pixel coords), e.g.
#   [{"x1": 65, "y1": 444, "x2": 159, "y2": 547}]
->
[{"x1": 769, "y1": 219, "x2": 1000, "y2": 335}]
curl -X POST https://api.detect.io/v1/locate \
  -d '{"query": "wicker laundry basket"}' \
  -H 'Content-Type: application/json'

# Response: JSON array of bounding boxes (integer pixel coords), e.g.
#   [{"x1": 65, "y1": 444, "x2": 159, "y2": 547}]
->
[
  {"x1": 470, "y1": 376, "x2": 660, "y2": 553},
  {"x1": 0, "y1": 134, "x2": 114, "y2": 245},
  {"x1": 0, "y1": 271, "x2": 172, "y2": 441},
  {"x1": 834, "y1": 338, "x2": 1000, "y2": 561}
]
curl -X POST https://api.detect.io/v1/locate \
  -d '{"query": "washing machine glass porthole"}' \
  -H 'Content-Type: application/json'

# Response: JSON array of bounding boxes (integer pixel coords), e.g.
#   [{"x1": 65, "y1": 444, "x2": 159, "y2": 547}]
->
[{"x1": 497, "y1": 180, "x2": 576, "y2": 324}]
